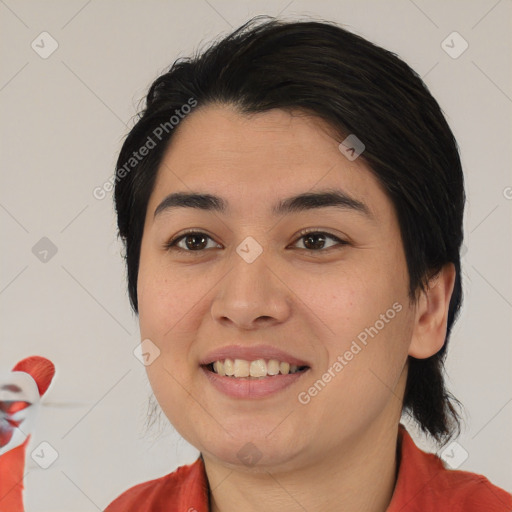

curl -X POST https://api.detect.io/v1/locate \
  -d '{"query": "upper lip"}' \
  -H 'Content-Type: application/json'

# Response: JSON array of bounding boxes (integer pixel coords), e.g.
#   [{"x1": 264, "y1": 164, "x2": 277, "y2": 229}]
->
[{"x1": 200, "y1": 344, "x2": 311, "y2": 367}]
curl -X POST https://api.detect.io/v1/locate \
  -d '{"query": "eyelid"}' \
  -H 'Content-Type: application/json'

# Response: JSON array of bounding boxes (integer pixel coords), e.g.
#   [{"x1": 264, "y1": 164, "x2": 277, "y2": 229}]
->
[{"x1": 294, "y1": 227, "x2": 347, "y2": 243}]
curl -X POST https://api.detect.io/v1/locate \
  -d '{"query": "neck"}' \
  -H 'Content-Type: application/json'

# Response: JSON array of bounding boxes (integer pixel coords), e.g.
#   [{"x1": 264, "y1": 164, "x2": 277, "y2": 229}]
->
[{"x1": 203, "y1": 419, "x2": 401, "y2": 512}]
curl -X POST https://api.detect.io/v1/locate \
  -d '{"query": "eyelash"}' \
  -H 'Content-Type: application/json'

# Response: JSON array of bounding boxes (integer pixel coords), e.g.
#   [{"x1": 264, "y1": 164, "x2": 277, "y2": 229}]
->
[{"x1": 164, "y1": 228, "x2": 349, "y2": 254}]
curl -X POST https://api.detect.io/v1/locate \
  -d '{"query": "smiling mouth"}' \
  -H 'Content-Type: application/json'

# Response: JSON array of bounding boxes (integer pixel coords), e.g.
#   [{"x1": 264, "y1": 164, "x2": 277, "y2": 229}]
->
[{"x1": 204, "y1": 358, "x2": 310, "y2": 378}]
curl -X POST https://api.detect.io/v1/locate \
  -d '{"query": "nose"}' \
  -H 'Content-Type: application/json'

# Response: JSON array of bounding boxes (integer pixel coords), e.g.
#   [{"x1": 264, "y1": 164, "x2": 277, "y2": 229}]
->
[{"x1": 210, "y1": 246, "x2": 292, "y2": 330}]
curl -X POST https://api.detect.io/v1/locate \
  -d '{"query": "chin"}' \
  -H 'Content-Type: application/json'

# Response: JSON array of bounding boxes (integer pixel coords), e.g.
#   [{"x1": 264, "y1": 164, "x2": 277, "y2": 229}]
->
[
  {"x1": 186, "y1": 418, "x2": 309, "y2": 472},
  {"x1": 204, "y1": 439, "x2": 306, "y2": 473}
]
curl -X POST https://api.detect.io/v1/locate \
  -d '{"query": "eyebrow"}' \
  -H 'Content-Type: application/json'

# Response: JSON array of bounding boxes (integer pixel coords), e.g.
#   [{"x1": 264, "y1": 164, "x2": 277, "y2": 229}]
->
[{"x1": 153, "y1": 188, "x2": 372, "y2": 220}]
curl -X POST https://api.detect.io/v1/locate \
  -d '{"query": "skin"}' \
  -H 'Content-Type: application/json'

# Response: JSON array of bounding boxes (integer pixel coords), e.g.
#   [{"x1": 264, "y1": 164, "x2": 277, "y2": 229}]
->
[{"x1": 137, "y1": 104, "x2": 456, "y2": 511}]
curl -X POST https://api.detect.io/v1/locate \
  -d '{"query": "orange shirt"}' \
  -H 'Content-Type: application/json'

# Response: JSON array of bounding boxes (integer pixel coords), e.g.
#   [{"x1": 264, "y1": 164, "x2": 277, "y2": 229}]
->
[{"x1": 105, "y1": 426, "x2": 512, "y2": 511}]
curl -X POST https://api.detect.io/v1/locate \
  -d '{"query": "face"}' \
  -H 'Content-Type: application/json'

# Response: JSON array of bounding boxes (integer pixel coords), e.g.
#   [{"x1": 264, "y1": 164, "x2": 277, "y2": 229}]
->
[{"x1": 137, "y1": 104, "x2": 417, "y2": 471}]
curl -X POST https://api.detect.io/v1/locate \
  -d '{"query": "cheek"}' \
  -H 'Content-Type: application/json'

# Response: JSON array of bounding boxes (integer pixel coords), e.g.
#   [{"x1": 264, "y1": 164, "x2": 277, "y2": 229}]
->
[
  {"x1": 138, "y1": 266, "x2": 203, "y2": 427},
  {"x1": 295, "y1": 256, "x2": 412, "y2": 404},
  {"x1": 137, "y1": 252, "x2": 206, "y2": 342},
  {"x1": 301, "y1": 259, "x2": 404, "y2": 345},
  {"x1": 136, "y1": 255, "x2": 198, "y2": 398}
]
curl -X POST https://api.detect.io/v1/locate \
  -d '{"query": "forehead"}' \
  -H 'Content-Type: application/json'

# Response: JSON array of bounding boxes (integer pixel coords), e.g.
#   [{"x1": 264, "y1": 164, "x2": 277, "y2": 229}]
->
[{"x1": 148, "y1": 105, "x2": 391, "y2": 220}]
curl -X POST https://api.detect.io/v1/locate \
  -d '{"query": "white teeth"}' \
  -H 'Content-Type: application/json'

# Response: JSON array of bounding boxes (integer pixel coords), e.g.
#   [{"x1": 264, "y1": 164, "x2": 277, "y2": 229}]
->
[
  {"x1": 213, "y1": 360, "x2": 225, "y2": 376},
  {"x1": 267, "y1": 359, "x2": 280, "y2": 375},
  {"x1": 224, "y1": 358, "x2": 234, "y2": 376},
  {"x1": 233, "y1": 359, "x2": 250, "y2": 377},
  {"x1": 209, "y1": 358, "x2": 306, "y2": 377},
  {"x1": 249, "y1": 359, "x2": 267, "y2": 377}
]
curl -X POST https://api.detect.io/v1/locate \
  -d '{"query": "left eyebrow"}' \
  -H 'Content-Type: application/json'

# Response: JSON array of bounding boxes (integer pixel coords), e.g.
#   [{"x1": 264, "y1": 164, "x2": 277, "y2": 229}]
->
[{"x1": 153, "y1": 188, "x2": 373, "y2": 220}]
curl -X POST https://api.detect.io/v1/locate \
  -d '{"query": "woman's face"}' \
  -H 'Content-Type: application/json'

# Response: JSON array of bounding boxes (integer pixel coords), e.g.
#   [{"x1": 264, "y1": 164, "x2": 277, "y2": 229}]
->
[{"x1": 137, "y1": 104, "x2": 417, "y2": 471}]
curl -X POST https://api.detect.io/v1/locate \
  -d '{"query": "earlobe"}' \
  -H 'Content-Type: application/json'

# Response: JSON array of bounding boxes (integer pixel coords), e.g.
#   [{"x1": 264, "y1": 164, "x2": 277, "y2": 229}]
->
[{"x1": 408, "y1": 263, "x2": 456, "y2": 359}]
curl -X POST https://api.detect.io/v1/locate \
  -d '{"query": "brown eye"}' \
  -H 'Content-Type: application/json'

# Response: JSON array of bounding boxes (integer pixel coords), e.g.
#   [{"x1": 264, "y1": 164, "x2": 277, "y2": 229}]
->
[
  {"x1": 165, "y1": 232, "x2": 220, "y2": 252},
  {"x1": 182, "y1": 233, "x2": 208, "y2": 250},
  {"x1": 294, "y1": 231, "x2": 348, "y2": 251}
]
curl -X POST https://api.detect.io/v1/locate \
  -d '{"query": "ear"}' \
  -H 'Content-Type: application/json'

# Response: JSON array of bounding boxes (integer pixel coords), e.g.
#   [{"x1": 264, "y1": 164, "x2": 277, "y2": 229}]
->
[{"x1": 408, "y1": 263, "x2": 456, "y2": 359}]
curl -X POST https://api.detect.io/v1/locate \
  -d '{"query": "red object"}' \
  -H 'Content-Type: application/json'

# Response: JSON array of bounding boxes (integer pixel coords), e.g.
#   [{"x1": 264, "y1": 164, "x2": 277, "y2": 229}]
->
[
  {"x1": 12, "y1": 356, "x2": 55, "y2": 396},
  {"x1": 105, "y1": 425, "x2": 512, "y2": 511},
  {"x1": 0, "y1": 438, "x2": 30, "y2": 512},
  {"x1": 0, "y1": 356, "x2": 56, "y2": 512}
]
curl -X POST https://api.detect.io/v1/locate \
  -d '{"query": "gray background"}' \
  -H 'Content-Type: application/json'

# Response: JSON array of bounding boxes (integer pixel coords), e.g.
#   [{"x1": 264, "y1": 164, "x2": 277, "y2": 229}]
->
[{"x1": 1, "y1": 0, "x2": 511, "y2": 509}]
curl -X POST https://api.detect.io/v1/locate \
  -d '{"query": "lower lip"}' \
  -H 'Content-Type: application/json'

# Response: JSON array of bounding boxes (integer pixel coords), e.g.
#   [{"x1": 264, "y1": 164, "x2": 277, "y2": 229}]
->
[{"x1": 201, "y1": 366, "x2": 309, "y2": 399}]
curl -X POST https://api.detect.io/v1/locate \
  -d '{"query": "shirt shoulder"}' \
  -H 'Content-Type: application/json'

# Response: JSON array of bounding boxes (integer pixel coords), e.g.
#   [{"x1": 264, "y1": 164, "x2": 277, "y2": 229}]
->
[
  {"x1": 104, "y1": 457, "x2": 209, "y2": 512},
  {"x1": 437, "y1": 468, "x2": 512, "y2": 511},
  {"x1": 388, "y1": 426, "x2": 512, "y2": 512}
]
